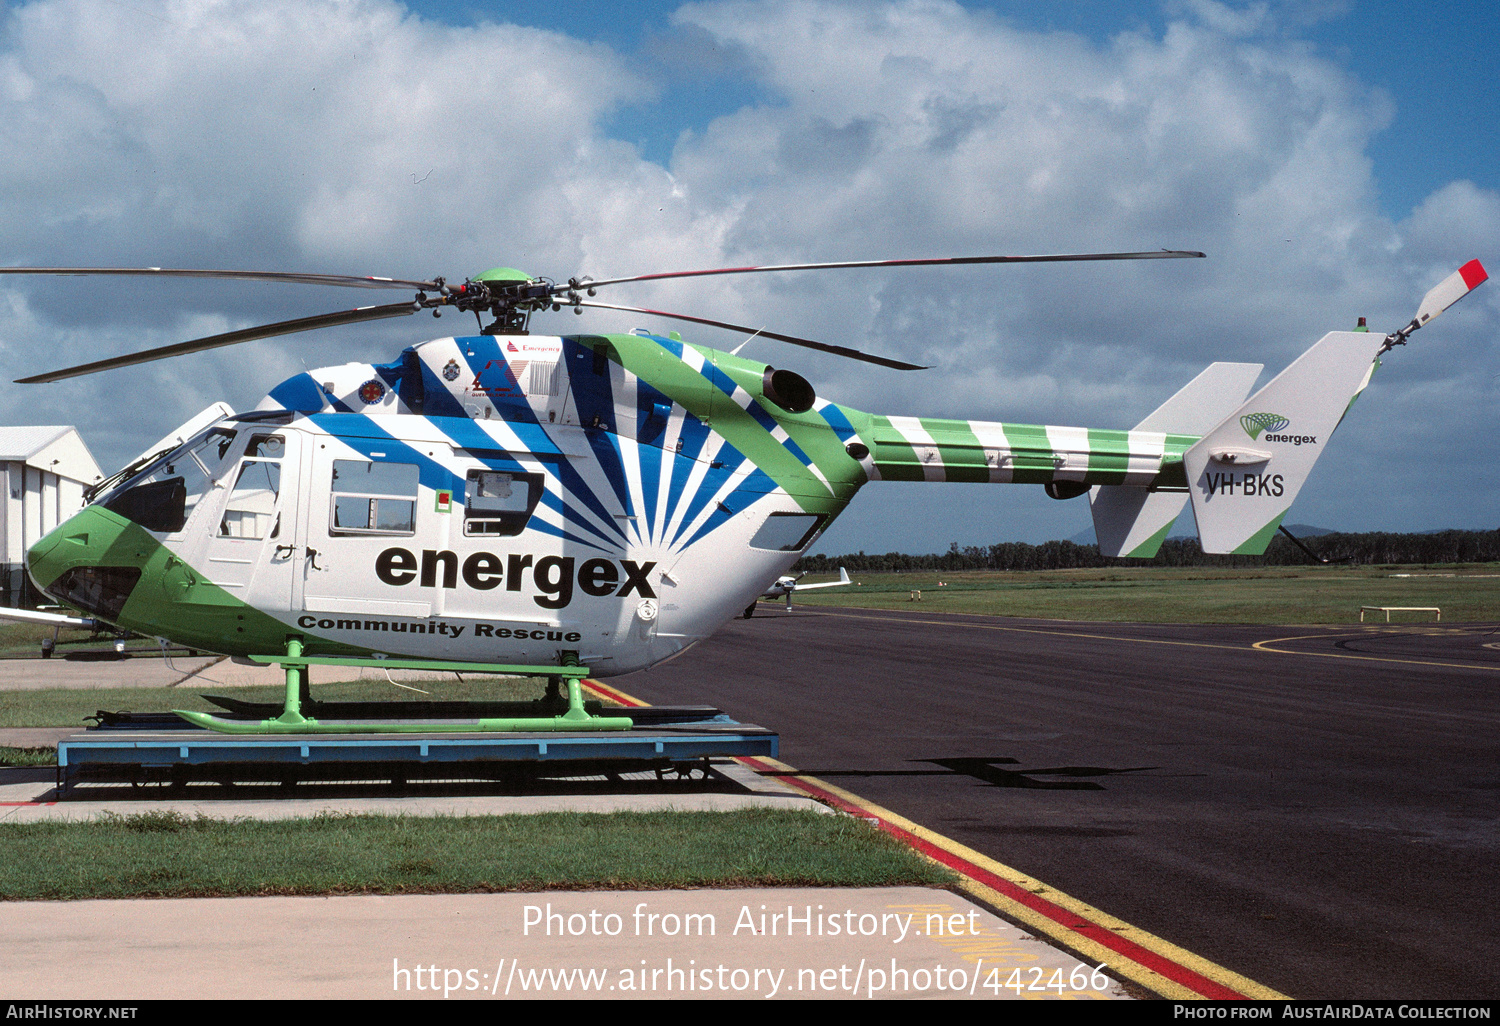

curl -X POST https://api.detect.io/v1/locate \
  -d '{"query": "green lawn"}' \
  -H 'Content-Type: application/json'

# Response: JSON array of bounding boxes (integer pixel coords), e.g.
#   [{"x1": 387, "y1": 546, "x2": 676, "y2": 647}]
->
[
  {"x1": 786, "y1": 564, "x2": 1500, "y2": 623},
  {"x1": 0, "y1": 809, "x2": 953, "y2": 900}
]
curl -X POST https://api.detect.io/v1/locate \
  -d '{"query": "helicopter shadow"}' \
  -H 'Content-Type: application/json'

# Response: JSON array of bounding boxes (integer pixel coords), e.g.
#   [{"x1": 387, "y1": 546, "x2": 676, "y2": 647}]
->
[
  {"x1": 50, "y1": 756, "x2": 787, "y2": 803},
  {"x1": 763, "y1": 756, "x2": 1157, "y2": 791}
]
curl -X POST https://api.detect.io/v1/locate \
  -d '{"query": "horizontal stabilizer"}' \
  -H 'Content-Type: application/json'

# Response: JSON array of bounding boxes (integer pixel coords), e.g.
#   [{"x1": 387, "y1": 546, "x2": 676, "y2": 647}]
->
[
  {"x1": 1186, "y1": 331, "x2": 1386, "y2": 554},
  {"x1": 795, "y1": 567, "x2": 853, "y2": 590},
  {"x1": 1091, "y1": 362, "x2": 1261, "y2": 557}
]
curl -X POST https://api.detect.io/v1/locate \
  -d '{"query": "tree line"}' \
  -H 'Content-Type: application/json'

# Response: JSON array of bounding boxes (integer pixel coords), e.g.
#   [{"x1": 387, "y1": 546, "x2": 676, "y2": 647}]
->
[{"x1": 794, "y1": 529, "x2": 1500, "y2": 574}]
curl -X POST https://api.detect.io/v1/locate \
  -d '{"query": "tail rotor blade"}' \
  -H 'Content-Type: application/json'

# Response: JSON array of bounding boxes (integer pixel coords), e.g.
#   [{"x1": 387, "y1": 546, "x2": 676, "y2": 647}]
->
[{"x1": 1413, "y1": 259, "x2": 1487, "y2": 330}]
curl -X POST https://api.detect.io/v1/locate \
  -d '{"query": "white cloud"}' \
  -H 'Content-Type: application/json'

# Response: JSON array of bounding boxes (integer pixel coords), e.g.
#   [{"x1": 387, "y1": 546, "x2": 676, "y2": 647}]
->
[{"x1": 0, "y1": 0, "x2": 1492, "y2": 546}]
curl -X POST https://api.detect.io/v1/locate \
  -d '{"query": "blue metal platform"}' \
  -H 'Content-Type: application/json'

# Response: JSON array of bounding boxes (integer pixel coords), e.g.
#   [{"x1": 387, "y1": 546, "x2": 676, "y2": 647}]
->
[{"x1": 56, "y1": 710, "x2": 778, "y2": 794}]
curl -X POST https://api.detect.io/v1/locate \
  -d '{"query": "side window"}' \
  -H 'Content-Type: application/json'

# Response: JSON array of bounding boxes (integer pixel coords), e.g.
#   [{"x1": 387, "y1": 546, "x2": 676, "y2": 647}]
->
[
  {"x1": 246, "y1": 434, "x2": 284, "y2": 459},
  {"x1": 464, "y1": 470, "x2": 542, "y2": 537},
  {"x1": 748, "y1": 512, "x2": 826, "y2": 552},
  {"x1": 330, "y1": 460, "x2": 418, "y2": 535},
  {"x1": 218, "y1": 459, "x2": 282, "y2": 540}
]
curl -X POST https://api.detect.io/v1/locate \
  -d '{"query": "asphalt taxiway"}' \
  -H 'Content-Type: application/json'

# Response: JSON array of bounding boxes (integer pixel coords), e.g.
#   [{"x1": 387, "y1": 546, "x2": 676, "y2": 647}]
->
[
  {"x1": 4, "y1": 614, "x2": 1495, "y2": 999},
  {"x1": 611, "y1": 606, "x2": 1500, "y2": 1000}
]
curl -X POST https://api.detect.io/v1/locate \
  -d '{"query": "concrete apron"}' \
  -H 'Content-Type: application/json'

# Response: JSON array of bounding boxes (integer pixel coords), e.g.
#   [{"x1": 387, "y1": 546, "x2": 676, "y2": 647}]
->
[{"x1": 0, "y1": 887, "x2": 1128, "y2": 1001}]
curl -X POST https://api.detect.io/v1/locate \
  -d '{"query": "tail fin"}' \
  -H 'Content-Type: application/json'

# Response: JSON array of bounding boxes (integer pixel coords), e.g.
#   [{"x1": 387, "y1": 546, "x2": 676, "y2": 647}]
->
[
  {"x1": 1186, "y1": 259, "x2": 1487, "y2": 555},
  {"x1": 1090, "y1": 362, "x2": 1261, "y2": 557},
  {"x1": 1184, "y1": 331, "x2": 1385, "y2": 554}
]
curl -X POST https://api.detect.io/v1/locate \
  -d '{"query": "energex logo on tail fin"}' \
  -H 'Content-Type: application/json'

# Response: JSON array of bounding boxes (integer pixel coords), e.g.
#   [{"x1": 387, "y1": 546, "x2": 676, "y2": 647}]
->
[
  {"x1": 1239, "y1": 413, "x2": 1288, "y2": 440},
  {"x1": 1187, "y1": 331, "x2": 1386, "y2": 554}
]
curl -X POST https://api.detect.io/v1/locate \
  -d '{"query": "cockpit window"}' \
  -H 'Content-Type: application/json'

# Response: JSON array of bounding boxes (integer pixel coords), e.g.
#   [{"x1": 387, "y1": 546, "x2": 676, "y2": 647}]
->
[{"x1": 101, "y1": 427, "x2": 239, "y2": 534}]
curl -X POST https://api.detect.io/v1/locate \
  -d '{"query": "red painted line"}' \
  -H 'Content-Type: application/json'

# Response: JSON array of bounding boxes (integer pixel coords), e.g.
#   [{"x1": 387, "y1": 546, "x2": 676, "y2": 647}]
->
[
  {"x1": 741, "y1": 756, "x2": 1248, "y2": 1001},
  {"x1": 0, "y1": 802, "x2": 55, "y2": 807},
  {"x1": 578, "y1": 679, "x2": 1253, "y2": 998},
  {"x1": 581, "y1": 679, "x2": 649, "y2": 707},
  {"x1": 1460, "y1": 259, "x2": 1488, "y2": 289}
]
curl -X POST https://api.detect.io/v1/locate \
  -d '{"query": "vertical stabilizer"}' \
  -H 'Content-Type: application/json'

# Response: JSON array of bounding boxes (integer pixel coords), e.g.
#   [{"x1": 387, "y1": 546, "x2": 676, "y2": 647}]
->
[
  {"x1": 1090, "y1": 362, "x2": 1261, "y2": 557},
  {"x1": 1185, "y1": 331, "x2": 1386, "y2": 554}
]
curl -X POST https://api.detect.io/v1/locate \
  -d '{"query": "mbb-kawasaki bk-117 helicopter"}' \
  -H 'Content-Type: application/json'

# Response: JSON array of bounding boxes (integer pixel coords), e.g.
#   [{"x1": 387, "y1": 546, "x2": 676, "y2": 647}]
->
[{"x1": 0, "y1": 251, "x2": 1487, "y2": 733}]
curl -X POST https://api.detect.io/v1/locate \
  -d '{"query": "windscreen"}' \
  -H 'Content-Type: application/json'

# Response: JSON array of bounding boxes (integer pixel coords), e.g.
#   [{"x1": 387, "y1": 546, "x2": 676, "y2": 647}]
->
[{"x1": 99, "y1": 426, "x2": 239, "y2": 533}]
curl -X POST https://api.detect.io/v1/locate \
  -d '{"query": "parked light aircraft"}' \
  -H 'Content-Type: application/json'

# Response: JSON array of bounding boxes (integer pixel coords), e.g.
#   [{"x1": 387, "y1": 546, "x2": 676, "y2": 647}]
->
[
  {"x1": 0, "y1": 255, "x2": 1486, "y2": 697},
  {"x1": 747, "y1": 567, "x2": 853, "y2": 617}
]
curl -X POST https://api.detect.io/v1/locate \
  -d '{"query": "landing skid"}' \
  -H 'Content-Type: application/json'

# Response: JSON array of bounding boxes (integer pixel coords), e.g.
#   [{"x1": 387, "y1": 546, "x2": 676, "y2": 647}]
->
[{"x1": 172, "y1": 639, "x2": 633, "y2": 734}]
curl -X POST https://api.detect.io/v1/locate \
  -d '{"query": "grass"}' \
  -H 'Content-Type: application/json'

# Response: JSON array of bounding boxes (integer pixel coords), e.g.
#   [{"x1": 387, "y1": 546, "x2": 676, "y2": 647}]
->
[
  {"x1": 0, "y1": 746, "x2": 55, "y2": 766},
  {"x1": 0, "y1": 675, "x2": 558, "y2": 728},
  {"x1": 0, "y1": 622, "x2": 141, "y2": 658},
  {"x1": 788, "y1": 563, "x2": 1500, "y2": 623},
  {"x1": 0, "y1": 808, "x2": 953, "y2": 901}
]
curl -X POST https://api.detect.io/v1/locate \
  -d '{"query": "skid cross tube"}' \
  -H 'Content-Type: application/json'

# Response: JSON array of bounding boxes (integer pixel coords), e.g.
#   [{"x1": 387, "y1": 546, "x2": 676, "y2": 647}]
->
[{"x1": 173, "y1": 641, "x2": 632, "y2": 734}]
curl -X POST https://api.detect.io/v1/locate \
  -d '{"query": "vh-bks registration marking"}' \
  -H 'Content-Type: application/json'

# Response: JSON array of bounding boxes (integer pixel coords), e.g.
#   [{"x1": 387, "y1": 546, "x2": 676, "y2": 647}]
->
[{"x1": 1203, "y1": 472, "x2": 1285, "y2": 498}]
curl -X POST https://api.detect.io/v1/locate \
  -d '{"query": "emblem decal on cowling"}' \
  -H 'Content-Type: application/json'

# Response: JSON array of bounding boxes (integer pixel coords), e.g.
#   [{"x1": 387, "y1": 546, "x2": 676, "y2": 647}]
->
[
  {"x1": 358, "y1": 379, "x2": 387, "y2": 404},
  {"x1": 442, "y1": 359, "x2": 461, "y2": 381}
]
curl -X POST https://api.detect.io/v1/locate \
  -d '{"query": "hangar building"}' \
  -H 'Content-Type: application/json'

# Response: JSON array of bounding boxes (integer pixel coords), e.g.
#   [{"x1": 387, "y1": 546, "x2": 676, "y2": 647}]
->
[{"x1": 0, "y1": 427, "x2": 103, "y2": 607}]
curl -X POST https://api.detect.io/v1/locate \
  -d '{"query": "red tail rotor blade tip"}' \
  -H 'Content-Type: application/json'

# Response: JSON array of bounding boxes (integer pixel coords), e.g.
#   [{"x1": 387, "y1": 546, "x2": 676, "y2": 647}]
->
[{"x1": 1459, "y1": 259, "x2": 1487, "y2": 290}]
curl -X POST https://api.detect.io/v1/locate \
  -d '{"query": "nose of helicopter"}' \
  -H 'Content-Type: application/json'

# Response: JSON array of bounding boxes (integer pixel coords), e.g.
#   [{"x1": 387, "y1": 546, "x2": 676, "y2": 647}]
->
[{"x1": 26, "y1": 505, "x2": 146, "y2": 623}]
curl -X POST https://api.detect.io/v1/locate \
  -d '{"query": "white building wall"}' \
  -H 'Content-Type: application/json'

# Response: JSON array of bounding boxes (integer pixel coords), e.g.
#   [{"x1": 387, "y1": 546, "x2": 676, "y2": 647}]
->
[{"x1": 0, "y1": 428, "x2": 104, "y2": 605}]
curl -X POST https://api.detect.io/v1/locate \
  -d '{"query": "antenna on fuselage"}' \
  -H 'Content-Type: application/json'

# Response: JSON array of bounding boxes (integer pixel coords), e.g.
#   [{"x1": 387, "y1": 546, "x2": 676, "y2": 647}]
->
[{"x1": 731, "y1": 327, "x2": 767, "y2": 356}]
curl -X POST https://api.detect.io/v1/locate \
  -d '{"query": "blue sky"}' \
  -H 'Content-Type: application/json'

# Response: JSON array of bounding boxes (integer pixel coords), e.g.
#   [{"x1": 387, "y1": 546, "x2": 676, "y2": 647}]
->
[
  {"x1": 414, "y1": 0, "x2": 1500, "y2": 221},
  {"x1": 1, "y1": 0, "x2": 1495, "y2": 553}
]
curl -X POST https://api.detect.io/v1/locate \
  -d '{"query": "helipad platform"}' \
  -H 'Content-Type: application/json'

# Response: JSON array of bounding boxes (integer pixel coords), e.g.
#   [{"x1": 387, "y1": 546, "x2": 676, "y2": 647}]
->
[{"x1": 55, "y1": 706, "x2": 777, "y2": 795}]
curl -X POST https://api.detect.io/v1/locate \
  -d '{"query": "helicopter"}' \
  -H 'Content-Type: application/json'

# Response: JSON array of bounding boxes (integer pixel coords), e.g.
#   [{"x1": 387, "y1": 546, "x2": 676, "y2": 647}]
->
[
  {"x1": 0, "y1": 252, "x2": 1486, "y2": 732},
  {"x1": 747, "y1": 566, "x2": 854, "y2": 617}
]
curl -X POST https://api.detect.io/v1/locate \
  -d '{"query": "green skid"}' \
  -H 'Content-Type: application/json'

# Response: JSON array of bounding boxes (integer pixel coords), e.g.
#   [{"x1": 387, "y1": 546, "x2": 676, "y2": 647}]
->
[
  {"x1": 172, "y1": 709, "x2": 635, "y2": 734},
  {"x1": 244, "y1": 654, "x2": 590, "y2": 678},
  {"x1": 177, "y1": 640, "x2": 631, "y2": 734}
]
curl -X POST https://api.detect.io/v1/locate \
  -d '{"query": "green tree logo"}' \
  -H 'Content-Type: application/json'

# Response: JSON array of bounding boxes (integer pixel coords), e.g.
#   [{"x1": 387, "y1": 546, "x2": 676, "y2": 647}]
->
[{"x1": 1240, "y1": 413, "x2": 1289, "y2": 439}]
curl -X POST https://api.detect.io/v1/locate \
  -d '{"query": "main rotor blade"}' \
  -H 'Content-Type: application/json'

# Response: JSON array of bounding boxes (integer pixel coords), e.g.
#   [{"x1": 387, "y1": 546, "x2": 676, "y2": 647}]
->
[
  {"x1": 570, "y1": 300, "x2": 929, "y2": 371},
  {"x1": 0, "y1": 267, "x2": 438, "y2": 290},
  {"x1": 572, "y1": 249, "x2": 1206, "y2": 293},
  {"x1": 16, "y1": 302, "x2": 419, "y2": 384}
]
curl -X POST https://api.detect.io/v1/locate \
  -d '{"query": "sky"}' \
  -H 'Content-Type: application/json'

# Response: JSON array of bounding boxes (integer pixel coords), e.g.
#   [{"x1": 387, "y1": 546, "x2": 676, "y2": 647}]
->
[{"x1": 0, "y1": 0, "x2": 1495, "y2": 555}]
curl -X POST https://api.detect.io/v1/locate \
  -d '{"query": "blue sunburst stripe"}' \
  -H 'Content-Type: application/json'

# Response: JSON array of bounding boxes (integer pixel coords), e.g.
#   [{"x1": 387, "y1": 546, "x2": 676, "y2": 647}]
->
[
  {"x1": 678, "y1": 466, "x2": 779, "y2": 550},
  {"x1": 414, "y1": 410, "x2": 624, "y2": 546},
  {"x1": 661, "y1": 414, "x2": 709, "y2": 539},
  {"x1": 434, "y1": 348, "x2": 634, "y2": 544},
  {"x1": 536, "y1": 490, "x2": 622, "y2": 550},
  {"x1": 668, "y1": 439, "x2": 752, "y2": 548},
  {"x1": 697, "y1": 359, "x2": 740, "y2": 400},
  {"x1": 633, "y1": 380, "x2": 677, "y2": 539},
  {"x1": 307, "y1": 414, "x2": 464, "y2": 494},
  {"x1": 563, "y1": 340, "x2": 637, "y2": 527}
]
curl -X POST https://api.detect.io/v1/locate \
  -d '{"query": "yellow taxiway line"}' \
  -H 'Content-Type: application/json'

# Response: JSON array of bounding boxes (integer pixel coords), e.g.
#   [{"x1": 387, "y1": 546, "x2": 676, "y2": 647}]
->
[{"x1": 808, "y1": 609, "x2": 1500, "y2": 673}]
